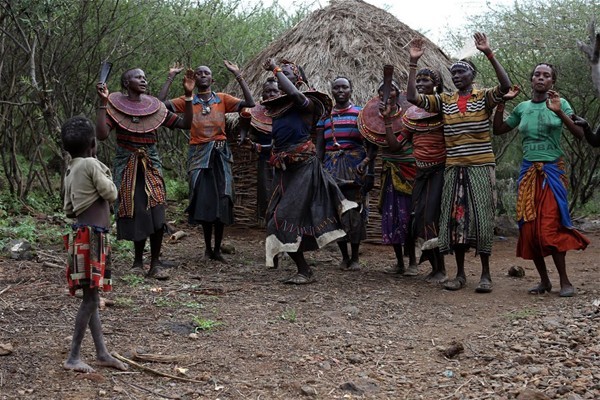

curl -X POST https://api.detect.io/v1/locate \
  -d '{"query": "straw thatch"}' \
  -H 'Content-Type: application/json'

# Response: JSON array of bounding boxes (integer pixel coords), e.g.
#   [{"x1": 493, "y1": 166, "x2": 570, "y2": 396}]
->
[
  {"x1": 226, "y1": 0, "x2": 454, "y2": 239},
  {"x1": 225, "y1": 0, "x2": 453, "y2": 101}
]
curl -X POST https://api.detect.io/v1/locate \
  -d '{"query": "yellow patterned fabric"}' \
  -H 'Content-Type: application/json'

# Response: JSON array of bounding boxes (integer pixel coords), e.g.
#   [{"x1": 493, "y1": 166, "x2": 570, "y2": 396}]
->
[{"x1": 516, "y1": 160, "x2": 567, "y2": 223}]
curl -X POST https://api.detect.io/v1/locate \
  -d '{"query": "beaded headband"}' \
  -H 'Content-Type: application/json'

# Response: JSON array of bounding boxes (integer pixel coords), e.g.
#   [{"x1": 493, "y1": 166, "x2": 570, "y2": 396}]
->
[
  {"x1": 417, "y1": 68, "x2": 440, "y2": 85},
  {"x1": 450, "y1": 61, "x2": 474, "y2": 73}
]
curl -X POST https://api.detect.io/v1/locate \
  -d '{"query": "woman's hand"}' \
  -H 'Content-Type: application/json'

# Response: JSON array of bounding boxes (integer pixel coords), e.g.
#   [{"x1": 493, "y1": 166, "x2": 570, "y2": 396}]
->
[
  {"x1": 96, "y1": 82, "x2": 108, "y2": 100},
  {"x1": 168, "y1": 62, "x2": 184, "y2": 76},
  {"x1": 502, "y1": 85, "x2": 521, "y2": 102},
  {"x1": 409, "y1": 37, "x2": 425, "y2": 61},
  {"x1": 262, "y1": 58, "x2": 277, "y2": 72},
  {"x1": 357, "y1": 158, "x2": 369, "y2": 175},
  {"x1": 378, "y1": 100, "x2": 393, "y2": 120},
  {"x1": 183, "y1": 68, "x2": 195, "y2": 96},
  {"x1": 546, "y1": 90, "x2": 562, "y2": 113},
  {"x1": 474, "y1": 32, "x2": 492, "y2": 55},
  {"x1": 224, "y1": 60, "x2": 240, "y2": 76}
]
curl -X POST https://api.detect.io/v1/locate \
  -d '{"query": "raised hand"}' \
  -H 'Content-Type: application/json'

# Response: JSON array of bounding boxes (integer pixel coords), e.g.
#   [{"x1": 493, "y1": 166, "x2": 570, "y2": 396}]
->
[
  {"x1": 262, "y1": 58, "x2": 277, "y2": 72},
  {"x1": 183, "y1": 68, "x2": 195, "y2": 96},
  {"x1": 224, "y1": 60, "x2": 240, "y2": 75},
  {"x1": 169, "y1": 62, "x2": 184, "y2": 76},
  {"x1": 546, "y1": 90, "x2": 562, "y2": 113},
  {"x1": 96, "y1": 82, "x2": 109, "y2": 100},
  {"x1": 409, "y1": 37, "x2": 425, "y2": 61},
  {"x1": 502, "y1": 85, "x2": 521, "y2": 102},
  {"x1": 378, "y1": 100, "x2": 394, "y2": 120},
  {"x1": 474, "y1": 32, "x2": 492, "y2": 55}
]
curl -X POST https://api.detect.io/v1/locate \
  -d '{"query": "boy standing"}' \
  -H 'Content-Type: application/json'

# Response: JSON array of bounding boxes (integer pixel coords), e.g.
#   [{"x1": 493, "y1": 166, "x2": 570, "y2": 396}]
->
[{"x1": 62, "y1": 116, "x2": 127, "y2": 373}]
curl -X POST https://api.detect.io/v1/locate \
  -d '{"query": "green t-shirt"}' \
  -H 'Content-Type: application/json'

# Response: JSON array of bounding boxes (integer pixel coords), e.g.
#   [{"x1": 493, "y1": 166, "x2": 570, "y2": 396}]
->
[{"x1": 505, "y1": 98, "x2": 573, "y2": 162}]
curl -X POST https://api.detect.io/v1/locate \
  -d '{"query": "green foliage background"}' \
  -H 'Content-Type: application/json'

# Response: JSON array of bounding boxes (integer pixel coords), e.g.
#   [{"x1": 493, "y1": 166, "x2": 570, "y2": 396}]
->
[
  {"x1": 442, "y1": 0, "x2": 600, "y2": 213},
  {"x1": 0, "y1": 0, "x2": 599, "y2": 243}
]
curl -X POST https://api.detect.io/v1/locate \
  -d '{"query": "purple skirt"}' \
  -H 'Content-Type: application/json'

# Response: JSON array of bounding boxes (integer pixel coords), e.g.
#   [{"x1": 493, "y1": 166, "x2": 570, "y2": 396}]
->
[{"x1": 380, "y1": 176, "x2": 412, "y2": 245}]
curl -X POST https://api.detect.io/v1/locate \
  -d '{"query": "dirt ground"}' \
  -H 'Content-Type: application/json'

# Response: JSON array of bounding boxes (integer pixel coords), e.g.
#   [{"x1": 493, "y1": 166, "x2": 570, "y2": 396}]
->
[{"x1": 1, "y1": 221, "x2": 599, "y2": 400}]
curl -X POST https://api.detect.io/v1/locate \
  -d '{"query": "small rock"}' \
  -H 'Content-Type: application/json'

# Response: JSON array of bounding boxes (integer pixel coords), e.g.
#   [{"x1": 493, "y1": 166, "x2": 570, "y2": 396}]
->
[
  {"x1": 516, "y1": 389, "x2": 551, "y2": 400},
  {"x1": 347, "y1": 354, "x2": 363, "y2": 364},
  {"x1": 221, "y1": 244, "x2": 235, "y2": 254},
  {"x1": 508, "y1": 265, "x2": 525, "y2": 277},
  {"x1": 0, "y1": 343, "x2": 14, "y2": 356},
  {"x1": 514, "y1": 355, "x2": 534, "y2": 365},
  {"x1": 3, "y1": 239, "x2": 34, "y2": 260},
  {"x1": 441, "y1": 341, "x2": 464, "y2": 359},
  {"x1": 300, "y1": 385, "x2": 317, "y2": 396},
  {"x1": 340, "y1": 382, "x2": 364, "y2": 395}
]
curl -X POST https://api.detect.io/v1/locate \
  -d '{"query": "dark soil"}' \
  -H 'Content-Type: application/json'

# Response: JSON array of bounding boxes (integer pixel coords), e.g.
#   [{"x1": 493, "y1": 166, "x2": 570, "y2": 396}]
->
[{"x1": 1, "y1": 224, "x2": 599, "y2": 399}]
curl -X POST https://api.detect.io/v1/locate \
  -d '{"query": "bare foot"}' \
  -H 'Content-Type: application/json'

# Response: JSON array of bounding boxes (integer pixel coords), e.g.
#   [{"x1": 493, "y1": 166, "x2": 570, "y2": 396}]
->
[
  {"x1": 64, "y1": 359, "x2": 95, "y2": 373},
  {"x1": 97, "y1": 354, "x2": 128, "y2": 371},
  {"x1": 425, "y1": 271, "x2": 448, "y2": 284}
]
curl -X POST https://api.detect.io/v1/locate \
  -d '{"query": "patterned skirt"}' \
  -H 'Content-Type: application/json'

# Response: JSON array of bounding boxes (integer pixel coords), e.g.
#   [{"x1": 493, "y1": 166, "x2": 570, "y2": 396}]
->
[
  {"x1": 265, "y1": 156, "x2": 357, "y2": 266},
  {"x1": 439, "y1": 165, "x2": 496, "y2": 255},
  {"x1": 380, "y1": 170, "x2": 412, "y2": 245},
  {"x1": 517, "y1": 173, "x2": 589, "y2": 259},
  {"x1": 117, "y1": 163, "x2": 165, "y2": 241},
  {"x1": 323, "y1": 148, "x2": 368, "y2": 243},
  {"x1": 64, "y1": 226, "x2": 112, "y2": 295}
]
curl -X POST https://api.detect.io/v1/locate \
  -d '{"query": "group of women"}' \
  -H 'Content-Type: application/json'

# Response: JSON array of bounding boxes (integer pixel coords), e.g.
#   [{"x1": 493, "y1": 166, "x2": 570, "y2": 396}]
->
[{"x1": 95, "y1": 31, "x2": 589, "y2": 296}]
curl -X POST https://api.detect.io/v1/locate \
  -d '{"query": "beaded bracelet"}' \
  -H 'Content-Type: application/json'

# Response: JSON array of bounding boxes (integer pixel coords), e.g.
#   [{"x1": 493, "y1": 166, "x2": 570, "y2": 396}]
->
[
  {"x1": 97, "y1": 105, "x2": 107, "y2": 109},
  {"x1": 235, "y1": 74, "x2": 243, "y2": 80},
  {"x1": 273, "y1": 67, "x2": 282, "y2": 75},
  {"x1": 486, "y1": 52, "x2": 495, "y2": 60},
  {"x1": 184, "y1": 96, "x2": 194, "y2": 102},
  {"x1": 409, "y1": 62, "x2": 418, "y2": 69}
]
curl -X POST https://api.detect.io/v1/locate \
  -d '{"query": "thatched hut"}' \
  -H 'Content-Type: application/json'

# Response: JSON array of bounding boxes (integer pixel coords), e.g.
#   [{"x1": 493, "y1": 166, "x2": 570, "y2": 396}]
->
[{"x1": 226, "y1": 0, "x2": 454, "y2": 239}]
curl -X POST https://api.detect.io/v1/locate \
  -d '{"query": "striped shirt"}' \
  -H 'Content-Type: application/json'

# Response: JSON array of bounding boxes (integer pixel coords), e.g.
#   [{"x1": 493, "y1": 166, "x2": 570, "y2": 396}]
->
[
  {"x1": 415, "y1": 86, "x2": 504, "y2": 166},
  {"x1": 317, "y1": 104, "x2": 363, "y2": 151}
]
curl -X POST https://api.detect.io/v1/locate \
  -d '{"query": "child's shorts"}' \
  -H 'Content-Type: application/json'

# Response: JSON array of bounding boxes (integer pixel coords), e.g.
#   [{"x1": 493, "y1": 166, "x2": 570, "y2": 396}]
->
[{"x1": 64, "y1": 225, "x2": 112, "y2": 295}]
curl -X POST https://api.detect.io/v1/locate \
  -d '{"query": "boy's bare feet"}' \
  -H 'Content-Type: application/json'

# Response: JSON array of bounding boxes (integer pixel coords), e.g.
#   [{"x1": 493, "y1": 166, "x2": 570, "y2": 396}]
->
[
  {"x1": 97, "y1": 354, "x2": 128, "y2": 370},
  {"x1": 64, "y1": 359, "x2": 95, "y2": 373}
]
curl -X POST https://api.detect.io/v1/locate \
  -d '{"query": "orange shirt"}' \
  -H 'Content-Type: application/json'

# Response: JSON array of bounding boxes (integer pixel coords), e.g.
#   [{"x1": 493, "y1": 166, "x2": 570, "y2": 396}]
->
[{"x1": 168, "y1": 93, "x2": 241, "y2": 145}]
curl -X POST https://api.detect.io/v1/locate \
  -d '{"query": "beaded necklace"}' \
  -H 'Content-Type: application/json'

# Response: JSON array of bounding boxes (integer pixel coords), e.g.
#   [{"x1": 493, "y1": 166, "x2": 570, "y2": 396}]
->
[{"x1": 198, "y1": 92, "x2": 215, "y2": 115}]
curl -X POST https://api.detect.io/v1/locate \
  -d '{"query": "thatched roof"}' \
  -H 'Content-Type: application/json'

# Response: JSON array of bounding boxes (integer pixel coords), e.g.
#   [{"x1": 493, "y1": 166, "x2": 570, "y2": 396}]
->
[{"x1": 224, "y1": 0, "x2": 453, "y2": 104}]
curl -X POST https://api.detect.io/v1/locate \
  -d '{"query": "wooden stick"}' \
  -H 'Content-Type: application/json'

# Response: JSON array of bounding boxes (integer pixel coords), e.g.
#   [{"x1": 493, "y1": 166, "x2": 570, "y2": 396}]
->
[
  {"x1": 112, "y1": 352, "x2": 205, "y2": 384},
  {"x1": 0, "y1": 285, "x2": 11, "y2": 297},
  {"x1": 42, "y1": 261, "x2": 63, "y2": 269}
]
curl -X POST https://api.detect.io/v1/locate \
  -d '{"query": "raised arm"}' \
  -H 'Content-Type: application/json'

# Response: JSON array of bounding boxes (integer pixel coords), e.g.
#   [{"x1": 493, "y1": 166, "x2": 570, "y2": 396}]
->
[
  {"x1": 172, "y1": 69, "x2": 195, "y2": 130},
  {"x1": 474, "y1": 32, "x2": 511, "y2": 93},
  {"x1": 572, "y1": 114, "x2": 600, "y2": 147},
  {"x1": 95, "y1": 82, "x2": 110, "y2": 141},
  {"x1": 224, "y1": 60, "x2": 255, "y2": 109},
  {"x1": 158, "y1": 63, "x2": 184, "y2": 101},
  {"x1": 263, "y1": 58, "x2": 311, "y2": 109},
  {"x1": 493, "y1": 85, "x2": 520, "y2": 136},
  {"x1": 546, "y1": 90, "x2": 583, "y2": 139},
  {"x1": 406, "y1": 38, "x2": 425, "y2": 105}
]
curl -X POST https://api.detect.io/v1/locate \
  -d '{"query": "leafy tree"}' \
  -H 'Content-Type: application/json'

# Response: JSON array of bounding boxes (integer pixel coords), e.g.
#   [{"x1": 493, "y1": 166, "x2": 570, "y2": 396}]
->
[
  {"x1": 443, "y1": 0, "x2": 600, "y2": 211},
  {"x1": 0, "y1": 0, "x2": 308, "y2": 207}
]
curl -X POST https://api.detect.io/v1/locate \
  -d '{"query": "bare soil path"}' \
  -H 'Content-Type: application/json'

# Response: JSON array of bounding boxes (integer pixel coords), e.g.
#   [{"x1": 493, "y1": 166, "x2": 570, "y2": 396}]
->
[{"x1": 1, "y1": 225, "x2": 599, "y2": 399}]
